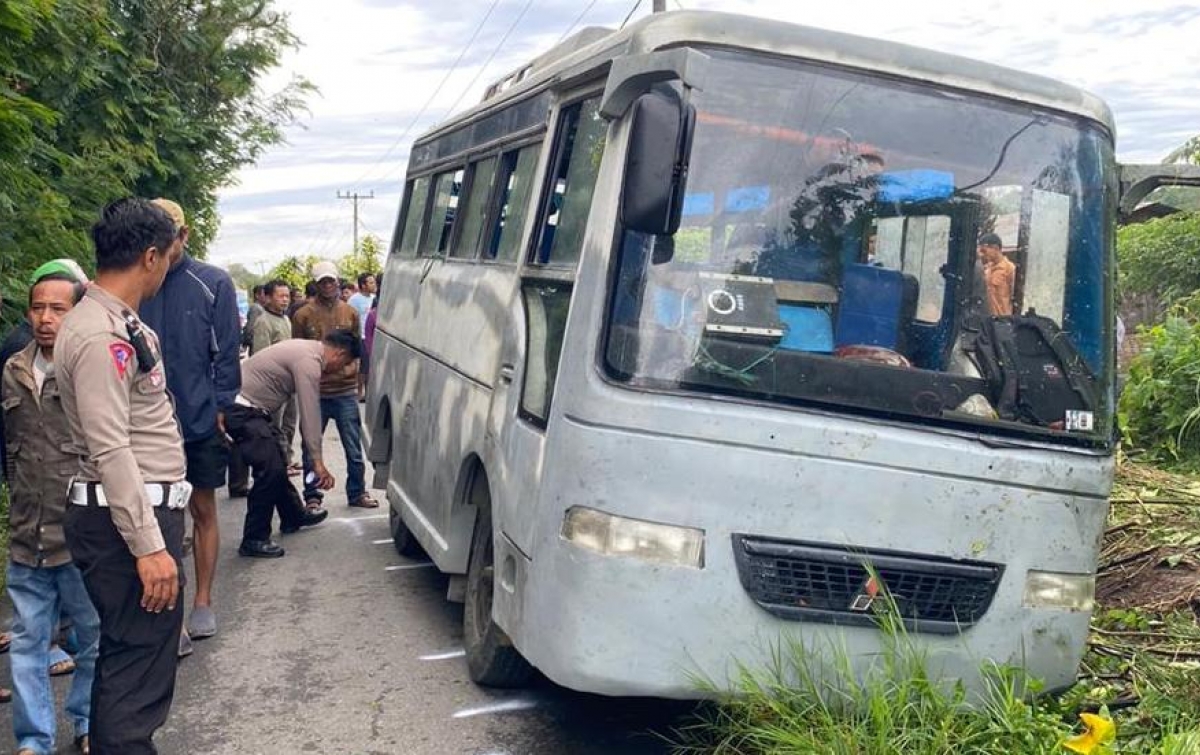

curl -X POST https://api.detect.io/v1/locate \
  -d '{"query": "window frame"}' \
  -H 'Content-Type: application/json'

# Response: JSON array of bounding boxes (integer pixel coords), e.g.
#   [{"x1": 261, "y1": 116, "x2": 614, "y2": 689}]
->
[
  {"x1": 480, "y1": 138, "x2": 545, "y2": 267},
  {"x1": 447, "y1": 156, "x2": 501, "y2": 262},
  {"x1": 525, "y1": 91, "x2": 607, "y2": 272},
  {"x1": 419, "y1": 167, "x2": 466, "y2": 259}
]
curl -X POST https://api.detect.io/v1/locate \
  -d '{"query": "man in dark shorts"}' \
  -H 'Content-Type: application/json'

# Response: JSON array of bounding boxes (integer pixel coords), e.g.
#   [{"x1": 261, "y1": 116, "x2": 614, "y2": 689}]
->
[{"x1": 140, "y1": 199, "x2": 241, "y2": 646}]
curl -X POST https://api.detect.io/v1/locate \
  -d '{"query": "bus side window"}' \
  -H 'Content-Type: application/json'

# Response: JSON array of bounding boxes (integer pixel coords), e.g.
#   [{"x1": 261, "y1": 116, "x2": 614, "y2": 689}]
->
[
  {"x1": 486, "y1": 145, "x2": 540, "y2": 262},
  {"x1": 520, "y1": 282, "x2": 573, "y2": 425},
  {"x1": 532, "y1": 96, "x2": 606, "y2": 266},
  {"x1": 396, "y1": 176, "x2": 431, "y2": 257},
  {"x1": 421, "y1": 168, "x2": 464, "y2": 257},
  {"x1": 451, "y1": 157, "x2": 499, "y2": 260}
]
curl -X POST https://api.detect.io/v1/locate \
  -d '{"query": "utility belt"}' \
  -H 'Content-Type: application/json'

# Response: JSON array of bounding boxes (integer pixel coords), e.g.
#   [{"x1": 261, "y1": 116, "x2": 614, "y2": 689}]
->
[{"x1": 69, "y1": 480, "x2": 192, "y2": 511}]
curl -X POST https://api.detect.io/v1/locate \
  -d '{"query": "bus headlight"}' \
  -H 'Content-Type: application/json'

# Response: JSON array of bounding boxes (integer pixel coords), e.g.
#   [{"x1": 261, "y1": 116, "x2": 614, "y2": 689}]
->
[
  {"x1": 561, "y1": 507, "x2": 705, "y2": 569},
  {"x1": 1023, "y1": 571, "x2": 1095, "y2": 611}
]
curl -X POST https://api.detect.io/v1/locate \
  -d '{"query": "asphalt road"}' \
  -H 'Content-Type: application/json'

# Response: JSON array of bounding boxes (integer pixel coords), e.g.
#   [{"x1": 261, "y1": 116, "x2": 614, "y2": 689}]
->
[{"x1": 1, "y1": 427, "x2": 693, "y2": 754}]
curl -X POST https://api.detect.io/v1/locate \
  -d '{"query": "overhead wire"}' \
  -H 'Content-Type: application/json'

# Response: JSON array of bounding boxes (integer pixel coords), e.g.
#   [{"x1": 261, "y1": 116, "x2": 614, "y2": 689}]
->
[
  {"x1": 345, "y1": 0, "x2": 504, "y2": 191},
  {"x1": 437, "y1": 0, "x2": 537, "y2": 123},
  {"x1": 556, "y1": 0, "x2": 602, "y2": 44},
  {"x1": 620, "y1": 0, "x2": 644, "y2": 29}
]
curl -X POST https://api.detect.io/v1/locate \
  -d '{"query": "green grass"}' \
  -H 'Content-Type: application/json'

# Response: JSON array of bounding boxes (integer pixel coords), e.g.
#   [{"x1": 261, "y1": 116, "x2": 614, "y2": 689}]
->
[{"x1": 669, "y1": 585, "x2": 1200, "y2": 754}]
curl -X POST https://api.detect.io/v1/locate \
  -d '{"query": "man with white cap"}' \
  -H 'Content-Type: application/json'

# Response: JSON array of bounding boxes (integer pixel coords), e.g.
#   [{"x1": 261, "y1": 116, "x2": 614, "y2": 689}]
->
[
  {"x1": 139, "y1": 198, "x2": 241, "y2": 647},
  {"x1": 290, "y1": 261, "x2": 376, "y2": 509}
]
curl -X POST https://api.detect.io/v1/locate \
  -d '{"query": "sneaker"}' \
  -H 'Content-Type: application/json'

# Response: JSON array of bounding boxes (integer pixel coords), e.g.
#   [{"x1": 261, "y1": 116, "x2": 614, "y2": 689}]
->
[
  {"x1": 187, "y1": 606, "x2": 217, "y2": 640},
  {"x1": 178, "y1": 630, "x2": 194, "y2": 659}
]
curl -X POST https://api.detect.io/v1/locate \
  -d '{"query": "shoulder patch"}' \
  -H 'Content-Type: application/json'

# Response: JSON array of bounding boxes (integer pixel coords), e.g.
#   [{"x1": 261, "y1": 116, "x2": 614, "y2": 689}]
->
[{"x1": 109, "y1": 342, "x2": 135, "y2": 378}]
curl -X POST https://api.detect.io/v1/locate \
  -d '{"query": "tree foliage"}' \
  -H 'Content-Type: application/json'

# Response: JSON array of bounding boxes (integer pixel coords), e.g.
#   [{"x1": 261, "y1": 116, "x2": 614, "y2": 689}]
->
[
  {"x1": 1120, "y1": 314, "x2": 1200, "y2": 465},
  {"x1": 338, "y1": 235, "x2": 383, "y2": 281},
  {"x1": 0, "y1": 0, "x2": 309, "y2": 326},
  {"x1": 258, "y1": 236, "x2": 383, "y2": 295},
  {"x1": 1117, "y1": 212, "x2": 1200, "y2": 314}
]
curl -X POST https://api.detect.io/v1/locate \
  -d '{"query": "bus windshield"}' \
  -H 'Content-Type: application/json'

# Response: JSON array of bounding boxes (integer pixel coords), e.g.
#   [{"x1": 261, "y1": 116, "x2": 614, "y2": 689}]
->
[{"x1": 605, "y1": 50, "x2": 1116, "y2": 445}]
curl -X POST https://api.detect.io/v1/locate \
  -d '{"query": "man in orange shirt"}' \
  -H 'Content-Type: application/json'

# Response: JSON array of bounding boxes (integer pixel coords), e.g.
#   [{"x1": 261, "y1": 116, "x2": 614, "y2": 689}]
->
[{"x1": 977, "y1": 232, "x2": 1015, "y2": 317}]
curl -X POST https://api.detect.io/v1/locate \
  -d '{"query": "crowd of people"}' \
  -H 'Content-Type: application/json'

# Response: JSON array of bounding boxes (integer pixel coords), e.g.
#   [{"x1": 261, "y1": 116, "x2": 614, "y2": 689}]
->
[{"x1": 0, "y1": 197, "x2": 382, "y2": 754}]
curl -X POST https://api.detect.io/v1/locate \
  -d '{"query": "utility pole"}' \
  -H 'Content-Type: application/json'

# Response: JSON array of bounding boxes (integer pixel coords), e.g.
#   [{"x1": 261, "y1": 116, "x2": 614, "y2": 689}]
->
[
  {"x1": 652, "y1": 0, "x2": 666, "y2": 12},
  {"x1": 337, "y1": 190, "x2": 374, "y2": 254}
]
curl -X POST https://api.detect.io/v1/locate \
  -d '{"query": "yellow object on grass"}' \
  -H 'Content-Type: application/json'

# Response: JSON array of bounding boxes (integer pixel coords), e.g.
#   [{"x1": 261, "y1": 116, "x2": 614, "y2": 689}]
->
[{"x1": 1062, "y1": 712, "x2": 1116, "y2": 754}]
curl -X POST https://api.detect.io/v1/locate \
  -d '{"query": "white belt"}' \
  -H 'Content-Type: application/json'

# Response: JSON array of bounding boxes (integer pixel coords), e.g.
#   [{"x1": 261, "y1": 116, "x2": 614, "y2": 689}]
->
[
  {"x1": 234, "y1": 394, "x2": 266, "y2": 412},
  {"x1": 69, "y1": 480, "x2": 192, "y2": 511}
]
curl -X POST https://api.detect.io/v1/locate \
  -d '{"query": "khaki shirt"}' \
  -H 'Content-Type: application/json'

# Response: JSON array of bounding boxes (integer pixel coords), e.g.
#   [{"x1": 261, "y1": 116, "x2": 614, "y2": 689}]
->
[
  {"x1": 291, "y1": 298, "x2": 359, "y2": 396},
  {"x1": 57, "y1": 286, "x2": 186, "y2": 557},
  {"x1": 2, "y1": 343, "x2": 78, "y2": 568},
  {"x1": 239, "y1": 340, "x2": 325, "y2": 462}
]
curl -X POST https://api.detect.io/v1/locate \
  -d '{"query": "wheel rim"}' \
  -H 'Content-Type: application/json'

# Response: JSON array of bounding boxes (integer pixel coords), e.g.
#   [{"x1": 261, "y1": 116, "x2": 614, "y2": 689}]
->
[{"x1": 469, "y1": 532, "x2": 495, "y2": 647}]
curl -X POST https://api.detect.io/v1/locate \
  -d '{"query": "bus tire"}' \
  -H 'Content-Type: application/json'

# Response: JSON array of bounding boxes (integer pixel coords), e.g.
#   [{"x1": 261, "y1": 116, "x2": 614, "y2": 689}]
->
[
  {"x1": 389, "y1": 505, "x2": 426, "y2": 559},
  {"x1": 464, "y1": 500, "x2": 533, "y2": 688}
]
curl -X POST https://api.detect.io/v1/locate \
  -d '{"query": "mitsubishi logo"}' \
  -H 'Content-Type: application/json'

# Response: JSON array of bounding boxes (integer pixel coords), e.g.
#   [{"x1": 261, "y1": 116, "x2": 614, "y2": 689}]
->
[{"x1": 848, "y1": 574, "x2": 883, "y2": 612}]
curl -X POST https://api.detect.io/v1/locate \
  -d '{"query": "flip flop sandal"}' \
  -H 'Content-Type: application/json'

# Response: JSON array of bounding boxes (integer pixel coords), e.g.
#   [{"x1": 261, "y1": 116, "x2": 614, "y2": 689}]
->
[
  {"x1": 49, "y1": 658, "x2": 76, "y2": 676},
  {"x1": 349, "y1": 495, "x2": 379, "y2": 509},
  {"x1": 0, "y1": 632, "x2": 10, "y2": 653},
  {"x1": 305, "y1": 498, "x2": 324, "y2": 514},
  {"x1": 0, "y1": 687, "x2": 11, "y2": 704}
]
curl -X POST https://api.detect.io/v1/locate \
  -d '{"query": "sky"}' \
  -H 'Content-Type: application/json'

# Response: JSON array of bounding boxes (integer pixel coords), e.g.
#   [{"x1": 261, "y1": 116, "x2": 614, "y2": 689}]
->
[{"x1": 207, "y1": 0, "x2": 1200, "y2": 272}]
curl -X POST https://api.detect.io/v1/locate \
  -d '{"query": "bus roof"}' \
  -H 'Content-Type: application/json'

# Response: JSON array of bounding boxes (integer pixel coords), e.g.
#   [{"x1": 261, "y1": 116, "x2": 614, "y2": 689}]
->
[{"x1": 413, "y1": 10, "x2": 1114, "y2": 149}]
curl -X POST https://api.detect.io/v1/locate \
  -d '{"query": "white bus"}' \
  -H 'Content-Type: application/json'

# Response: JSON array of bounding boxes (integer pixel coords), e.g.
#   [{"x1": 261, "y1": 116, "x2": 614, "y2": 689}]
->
[{"x1": 366, "y1": 10, "x2": 1197, "y2": 698}]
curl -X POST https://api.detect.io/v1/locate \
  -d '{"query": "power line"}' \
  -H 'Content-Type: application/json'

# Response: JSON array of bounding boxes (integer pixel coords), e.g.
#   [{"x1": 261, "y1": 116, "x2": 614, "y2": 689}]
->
[
  {"x1": 347, "y1": 0, "x2": 503, "y2": 191},
  {"x1": 556, "y1": 0, "x2": 602, "y2": 44},
  {"x1": 620, "y1": 0, "x2": 644, "y2": 29},
  {"x1": 439, "y1": 0, "x2": 537, "y2": 122}
]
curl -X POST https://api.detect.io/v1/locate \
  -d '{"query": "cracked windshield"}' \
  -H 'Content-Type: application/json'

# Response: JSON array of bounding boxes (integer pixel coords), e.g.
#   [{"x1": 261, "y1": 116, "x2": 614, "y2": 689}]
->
[{"x1": 607, "y1": 51, "x2": 1116, "y2": 443}]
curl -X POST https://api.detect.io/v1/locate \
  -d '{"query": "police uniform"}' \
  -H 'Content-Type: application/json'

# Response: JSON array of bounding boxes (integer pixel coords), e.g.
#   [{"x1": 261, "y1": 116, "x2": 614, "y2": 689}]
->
[{"x1": 56, "y1": 285, "x2": 189, "y2": 755}]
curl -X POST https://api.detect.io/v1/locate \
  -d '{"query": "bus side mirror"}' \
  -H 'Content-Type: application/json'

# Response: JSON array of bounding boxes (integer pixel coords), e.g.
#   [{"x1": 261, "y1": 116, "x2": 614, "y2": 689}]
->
[{"x1": 621, "y1": 91, "x2": 695, "y2": 241}]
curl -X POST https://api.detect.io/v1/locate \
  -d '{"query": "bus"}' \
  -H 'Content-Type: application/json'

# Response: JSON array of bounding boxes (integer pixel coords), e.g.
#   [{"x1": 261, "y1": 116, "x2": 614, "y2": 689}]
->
[{"x1": 365, "y1": 10, "x2": 1199, "y2": 698}]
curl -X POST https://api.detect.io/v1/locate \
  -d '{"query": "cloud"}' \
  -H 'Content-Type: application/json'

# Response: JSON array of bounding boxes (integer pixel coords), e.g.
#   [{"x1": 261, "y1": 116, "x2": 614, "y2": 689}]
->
[{"x1": 211, "y1": 0, "x2": 1200, "y2": 270}]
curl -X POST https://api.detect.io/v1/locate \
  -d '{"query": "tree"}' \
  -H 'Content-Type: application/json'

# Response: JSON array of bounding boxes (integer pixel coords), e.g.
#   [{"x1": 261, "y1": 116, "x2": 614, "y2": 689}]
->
[
  {"x1": 225, "y1": 263, "x2": 262, "y2": 293},
  {"x1": 0, "y1": 0, "x2": 309, "y2": 330},
  {"x1": 1117, "y1": 213, "x2": 1200, "y2": 318},
  {"x1": 338, "y1": 235, "x2": 383, "y2": 280},
  {"x1": 265, "y1": 255, "x2": 320, "y2": 292}
]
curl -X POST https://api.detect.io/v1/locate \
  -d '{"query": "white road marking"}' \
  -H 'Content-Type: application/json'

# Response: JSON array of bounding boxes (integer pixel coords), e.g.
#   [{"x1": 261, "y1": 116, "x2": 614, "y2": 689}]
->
[
  {"x1": 419, "y1": 649, "x2": 466, "y2": 661},
  {"x1": 385, "y1": 562, "x2": 434, "y2": 571},
  {"x1": 372, "y1": 538, "x2": 392, "y2": 545},
  {"x1": 350, "y1": 513, "x2": 389, "y2": 521},
  {"x1": 451, "y1": 698, "x2": 539, "y2": 719}
]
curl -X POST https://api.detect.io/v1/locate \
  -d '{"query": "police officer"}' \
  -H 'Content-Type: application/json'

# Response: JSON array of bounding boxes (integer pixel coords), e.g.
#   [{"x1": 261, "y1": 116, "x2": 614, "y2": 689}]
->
[{"x1": 56, "y1": 198, "x2": 189, "y2": 755}]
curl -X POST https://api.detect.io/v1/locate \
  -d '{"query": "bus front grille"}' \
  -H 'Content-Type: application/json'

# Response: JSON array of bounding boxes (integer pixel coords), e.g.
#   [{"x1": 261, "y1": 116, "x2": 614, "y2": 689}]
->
[{"x1": 732, "y1": 536, "x2": 1004, "y2": 635}]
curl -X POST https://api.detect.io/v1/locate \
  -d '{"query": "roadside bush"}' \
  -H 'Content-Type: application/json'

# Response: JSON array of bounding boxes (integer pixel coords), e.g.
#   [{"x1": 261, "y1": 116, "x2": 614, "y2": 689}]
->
[
  {"x1": 1119, "y1": 312, "x2": 1200, "y2": 465},
  {"x1": 1118, "y1": 213, "x2": 1200, "y2": 314}
]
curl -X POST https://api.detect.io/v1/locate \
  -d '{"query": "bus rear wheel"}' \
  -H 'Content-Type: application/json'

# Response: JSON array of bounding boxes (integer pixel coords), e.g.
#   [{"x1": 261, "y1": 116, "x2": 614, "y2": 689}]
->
[
  {"x1": 389, "y1": 504, "x2": 426, "y2": 559},
  {"x1": 464, "y1": 500, "x2": 533, "y2": 688}
]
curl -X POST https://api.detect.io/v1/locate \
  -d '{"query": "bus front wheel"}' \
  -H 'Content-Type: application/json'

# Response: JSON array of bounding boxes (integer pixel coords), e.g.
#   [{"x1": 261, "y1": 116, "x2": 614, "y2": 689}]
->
[
  {"x1": 389, "y1": 504, "x2": 426, "y2": 559},
  {"x1": 464, "y1": 500, "x2": 533, "y2": 687}
]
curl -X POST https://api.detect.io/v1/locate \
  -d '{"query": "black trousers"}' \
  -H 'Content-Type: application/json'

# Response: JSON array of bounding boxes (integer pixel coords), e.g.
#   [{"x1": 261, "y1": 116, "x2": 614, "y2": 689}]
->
[
  {"x1": 226, "y1": 404, "x2": 306, "y2": 541},
  {"x1": 64, "y1": 504, "x2": 185, "y2": 755},
  {"x1": 227, "y1": 444, "x2": 249, "y2": 494}
]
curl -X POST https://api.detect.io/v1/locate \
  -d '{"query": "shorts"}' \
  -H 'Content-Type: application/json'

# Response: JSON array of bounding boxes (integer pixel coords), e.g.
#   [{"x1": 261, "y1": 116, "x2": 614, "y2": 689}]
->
[{"x1": 183, "y1": 432, "x2": 230, "y2": 489}]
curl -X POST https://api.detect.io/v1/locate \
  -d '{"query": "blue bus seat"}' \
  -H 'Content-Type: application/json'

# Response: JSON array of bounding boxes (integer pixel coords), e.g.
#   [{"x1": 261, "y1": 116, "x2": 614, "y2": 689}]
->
[{"x1": 835, "y1": 264, "x2": 917, "y2": 351}]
